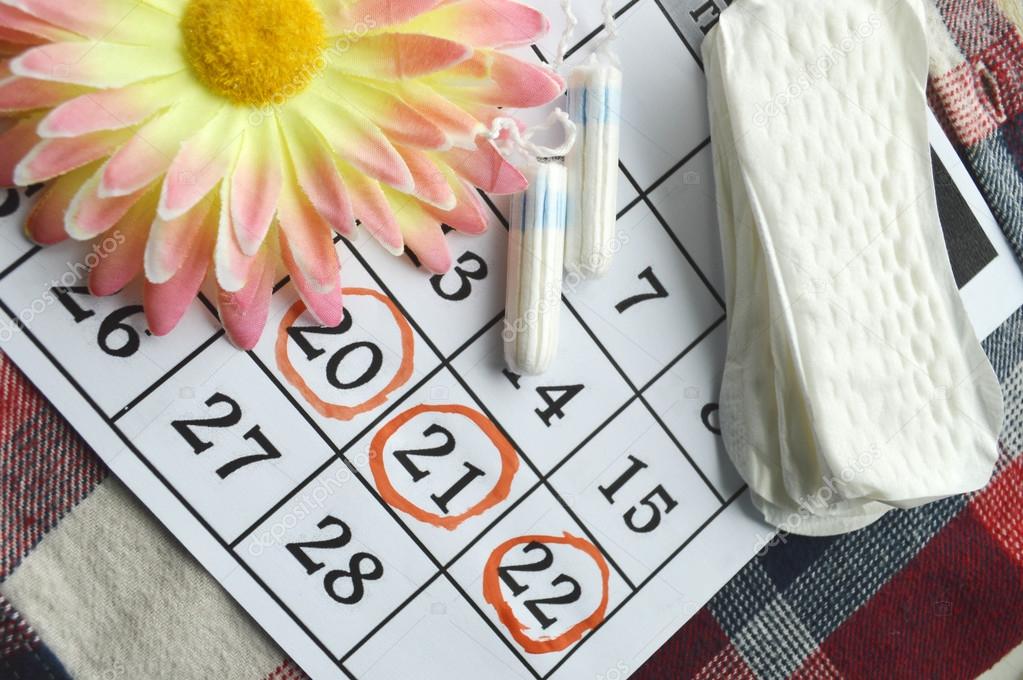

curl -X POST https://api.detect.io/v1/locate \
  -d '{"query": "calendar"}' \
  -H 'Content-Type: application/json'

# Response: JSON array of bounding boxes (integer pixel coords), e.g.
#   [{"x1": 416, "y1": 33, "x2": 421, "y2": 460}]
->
[{"x1": 2, "y1": 1, "x2": 1021, "y2": 679}]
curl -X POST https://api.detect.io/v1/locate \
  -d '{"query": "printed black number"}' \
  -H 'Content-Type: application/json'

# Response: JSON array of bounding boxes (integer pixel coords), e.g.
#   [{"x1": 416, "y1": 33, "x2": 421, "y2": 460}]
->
[
  {"x1": 615, "y1": 266, "x2": 668, "y2": 314},
  {"x1": 502, "y1": 370, "x2": 584, "y2": 427},
  {"x1": 52, "y1": 286, "x2": 96, "y2": 323},
  {"x1": 391, "y1": 423, "x2": 486, "y2": 514},
  {"x1": 498, "y1": 542, "x2": 554, "y2": 596},
  {"x1": 498, "y1": 541, "x2": 582, "y2": 630},
  {"x1": 51, "y1": 286, "x2": 146, "y2": 358},
  {"x1": 523, "y1": 575, "x2": 582, "y2": 630},
  {"x1": 0, "y1": 189, "x2": 19, "y2": 218},
  {"x1": 0, "y1": 185, "x2": 42, "y2": 218},
  {"x1": 599, "y1": 455, "x2": 678, "y2": 533},
  {"x1": 702, "y1": 403, "x2": 721, "y2": 435},
  {"x1": 430, "y1": 251, "x2": 488, "y2": 301},
  {"x1": 285, "y1": 515, "x2": 384, "y2": 605},
  {"x1": 97, "y1": 305, "x2": 147, "y2": 358},
  {"x1": 288, "y1": 308, "x2": 383, "y2": 390},
  {"x1": 170, "y1": 392, "x2": 283, "y2": 479}
]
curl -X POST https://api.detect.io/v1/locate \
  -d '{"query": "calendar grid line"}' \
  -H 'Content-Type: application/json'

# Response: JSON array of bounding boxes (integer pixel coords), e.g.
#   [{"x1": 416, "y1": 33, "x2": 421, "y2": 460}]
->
[
  {"x1": 0, "y1": 298, "x2": 358, "y2": 680},
  {"x1": 652, "y1": 0, "x2": 706, "y2": 70},
  {"x1": 539, "y1": 483, "x2": 747, "y2": 680},
  {"x1": 111, "y1": 328, "x2": 225, "y2": 422},
  {"x1": 0, "y1": 244, "x2": 40, "y2": 283},
  {"x1": 448, "y1": 360, "x2": 640, "y2": 589},
  {"x1": 618, "y1": 161, "x2": 726, "y2": 309},
  {"x1": 237, "y1": 300, "x2": 547, "y2": 678},
  {"x1": 227, "y1": 354, "x2": 447, "y2": 549},
  {"x1": 339, "y1": 571, "x2": 445, "y2": 665},
  {"x1": 537, "y1": 310, "x2": 725, "y2": 484},
  {"x1": 240, "y1": 346, "x2": 546, "y2": 679},
  {"x1": 641, "y1": 136, "x2": 712, "y2": 199},
  {"x1": 342, "y1": 235, "x2": 653, "y2": 656},
  {"x1": 342, "y1": 234, "x2": 645, "y2": 593},
  {"x1": 561, "y1": 297, "x2": 727, "y2": 504},
  {"x1": 637, "y1": 313, "x2": 726, "y2": 394},
  {"x1": 438, "y1": 572, "x2": 546, "y2": 680}
]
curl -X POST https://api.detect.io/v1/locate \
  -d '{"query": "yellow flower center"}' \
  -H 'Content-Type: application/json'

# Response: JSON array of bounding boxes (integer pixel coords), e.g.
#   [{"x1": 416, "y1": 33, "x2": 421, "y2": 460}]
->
[{"x1": 181, "y1": 0, "x2": 327, "y2": 107}]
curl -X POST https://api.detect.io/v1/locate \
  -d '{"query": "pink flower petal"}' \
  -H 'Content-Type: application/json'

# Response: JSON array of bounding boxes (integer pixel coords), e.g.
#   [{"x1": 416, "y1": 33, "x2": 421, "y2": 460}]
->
[
  {"x1": 0, "y1": 76, "x2": 85, "y2": 114},
  {"x1": 402, "y1": 0, "x2": 549, "y2": 47},
  {"x1": 440, "y1": 139, "x2": 527, "y2": 194},
  {"x1": 339, "y1": 163, "x2": 404, "y2": 254},
  {"x1": 386, "y1": 190, "x2": 452, "y2": 274},
  {"x1": 66, "y1": 165, "x2": 145, "y2": 240},
  {"x1": 39, "y1": 75, "x2": 186, "y2": 138},
  {"x1": 320, "y1": 80, "x2": 448, "y2": 150},
  {"x1": 436, "y1": 52, "x2": 565, "y2": 108},
  {"x1": 10, "y1": 0, "x2": 177, "y2": 44},
  {"x1": 395, "y1": 81, "x2": 483, "y2": 150},
  {"x1": 213, "y1": 179, "x2": 258, "y2": 293},
  {"x1": 328, "y1": 33, "x2": 471, "y2": 80},
  {"x1": 0, "y1": 4, "x2": 74, "y2": 42},
  {"x1": 15, "y1": 128, "x2": 131, "y2": 186},
  {"x1": 101, "y1": 99, "x2": 219, "y2": 198},
  {"x1": 217, "y1": 247, "x2": 276, "y2": 350},
  {"x1": 158, "y1": 108, "x2": 244, "y2": 220},
  {"x1": 0, "y1": 25, "x2": 45, "y2": 46},
  {"x1": 24, "y1": 163, "x2": 95, "y2": 245},
  {"x1": 0, "y1": 114, "x2": 41, "y2": 186},
  {"x1": 144, "y1": 228, "x2": 213, "y2": 337},
  {"x1": 283, "y1": 113, "x2": 355, "y2": 235},
  {"x1": 323, "y1": 0, "x2": 442, "y2": 32},
  {"x1": 279, "y1": 229, "x2": 343, "y2": 328},
  {"x1": 396, "y1": 145, "x2": 456, "y2": 209},
  {"x1": 11, "y1": 41, "x2": 183, "y2": 88},
  {"x1": 424, "y1": 177, "x2": 488, "y2": 235},
  {"x1": 144, "y1": 193, "x2": 215, "y2": 284},
  {"x1": 231, "y1": 119, "x2": 283, "y2": 256},
  {"x1": 87, "y1": 191, "x2": 156, "y2": 296},
  {"x1": 276, "y1": 180, "x2": 341, "y2": 295},
  {"x1": 301, "y1": 96, "x2": 413, "y2": 192}
]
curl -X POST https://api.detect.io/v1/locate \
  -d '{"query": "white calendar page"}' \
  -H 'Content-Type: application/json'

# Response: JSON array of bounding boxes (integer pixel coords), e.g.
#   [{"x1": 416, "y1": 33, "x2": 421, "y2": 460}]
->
[{"x1": 2, "y1": 2, "x2": 1021, "y2": 679}]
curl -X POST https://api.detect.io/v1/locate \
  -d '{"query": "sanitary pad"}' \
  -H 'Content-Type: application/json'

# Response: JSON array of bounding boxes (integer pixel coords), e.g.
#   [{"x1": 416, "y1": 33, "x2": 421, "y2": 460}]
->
[{"x1": 704, "y1": 0, "x2": 1004, "y2": 535}]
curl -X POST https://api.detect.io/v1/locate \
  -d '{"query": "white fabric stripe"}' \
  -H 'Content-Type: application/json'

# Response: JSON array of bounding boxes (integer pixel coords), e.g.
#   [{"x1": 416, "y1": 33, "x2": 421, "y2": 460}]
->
[{"x1": 1, "y1": 479, "x2": 286, "y2": 680}]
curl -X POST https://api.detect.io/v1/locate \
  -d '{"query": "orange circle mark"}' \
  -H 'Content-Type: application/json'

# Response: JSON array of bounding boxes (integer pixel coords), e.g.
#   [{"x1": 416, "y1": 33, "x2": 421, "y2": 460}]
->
[
  {"x1": 370, "y1": 404, "x2": 519, "y2": 530},
  {"x1": 275, "y1": 288, "x2": 415, "y2": 421},
  {"x1": 482, "y1": 533, "x2": 610, "y2": 654}
]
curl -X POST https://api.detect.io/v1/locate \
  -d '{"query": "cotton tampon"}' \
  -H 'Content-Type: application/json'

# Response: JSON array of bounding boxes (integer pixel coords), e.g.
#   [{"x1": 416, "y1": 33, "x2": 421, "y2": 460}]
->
[
  {"x1": 565, "y1": 56, "x2": 623, "y2": 278},
  {"x1": 504, "y1": 159, "x2": 568, "y2": 375}
]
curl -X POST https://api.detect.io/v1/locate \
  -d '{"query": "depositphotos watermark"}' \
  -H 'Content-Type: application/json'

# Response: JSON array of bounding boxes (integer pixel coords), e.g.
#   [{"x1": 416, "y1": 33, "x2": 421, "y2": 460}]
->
[
  {"x1": 246, "y1": 452, "x2": 369, "y2": 556},
  {"x1": 0, "y1": 231, "x2": 126, "y2": 344},
  {"x1": 752, "y1": 443, "x2": 882, "y2": 555}
]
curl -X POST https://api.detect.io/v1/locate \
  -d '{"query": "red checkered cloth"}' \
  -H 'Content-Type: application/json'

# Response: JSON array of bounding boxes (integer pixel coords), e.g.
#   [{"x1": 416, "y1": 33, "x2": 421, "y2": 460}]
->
[{"x1": 3, "y1": 1, "x2": 1023, "y2": 678}]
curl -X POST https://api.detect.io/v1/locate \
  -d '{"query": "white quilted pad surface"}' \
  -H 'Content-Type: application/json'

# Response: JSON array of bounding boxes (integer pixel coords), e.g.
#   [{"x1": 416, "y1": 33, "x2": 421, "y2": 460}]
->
[{"x1": 705, "y1": 0, "x2": 1004, "y2": 535}]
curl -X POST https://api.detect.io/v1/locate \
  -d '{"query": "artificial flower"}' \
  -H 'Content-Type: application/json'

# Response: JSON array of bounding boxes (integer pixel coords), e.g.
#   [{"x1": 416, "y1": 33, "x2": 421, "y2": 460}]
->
[{"x1": 0, "y1": 0, "x2": 563, "y2": 347}]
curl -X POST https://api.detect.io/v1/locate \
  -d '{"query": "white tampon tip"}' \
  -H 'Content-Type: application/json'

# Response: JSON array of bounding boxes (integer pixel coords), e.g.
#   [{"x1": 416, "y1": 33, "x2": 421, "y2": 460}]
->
[
  {"x1": 504, "y1": 159, "x2": 568, "y2": 375},
  {"x1": 565, "y1": 56, "x2": 623, "y2": 278}
]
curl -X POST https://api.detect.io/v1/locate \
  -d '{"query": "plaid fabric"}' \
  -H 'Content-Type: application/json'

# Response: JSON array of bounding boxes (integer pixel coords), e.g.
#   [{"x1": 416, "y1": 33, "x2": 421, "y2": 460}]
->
[{"x1": 2, "y1": 1, "x2": 1023, "y2": 679}]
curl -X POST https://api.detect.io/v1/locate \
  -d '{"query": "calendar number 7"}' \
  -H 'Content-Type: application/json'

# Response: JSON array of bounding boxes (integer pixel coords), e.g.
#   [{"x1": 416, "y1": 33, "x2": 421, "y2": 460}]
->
[{"x1": 615, "y1": 266, "x2": 668, "y2": 314}]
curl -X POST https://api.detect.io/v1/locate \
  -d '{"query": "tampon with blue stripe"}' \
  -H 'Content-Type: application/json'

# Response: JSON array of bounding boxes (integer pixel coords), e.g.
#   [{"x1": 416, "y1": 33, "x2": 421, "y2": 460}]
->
[
  {"x1": 504, "y1": 159, "x2": 568, "y2": 375},
  {"x1": 565, "y1": 55, "x2": 623, "y2": 278}
]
